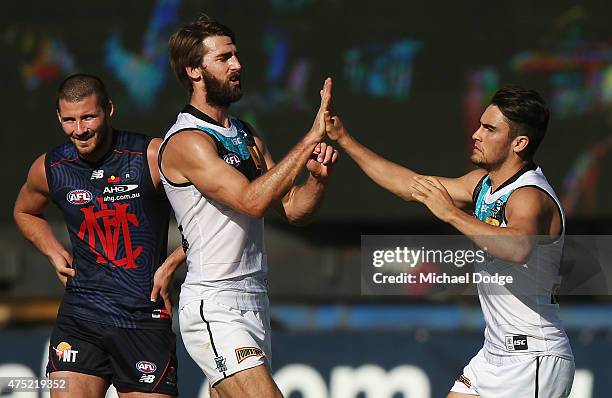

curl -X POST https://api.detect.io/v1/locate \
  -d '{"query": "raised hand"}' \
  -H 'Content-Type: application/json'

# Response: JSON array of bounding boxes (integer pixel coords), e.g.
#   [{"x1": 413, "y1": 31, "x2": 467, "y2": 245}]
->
[
  {"x1": 307, "y1": 142, "x2": 339, "y2": 180},
  {"x1": 308, "y1": 78, "x2": 333, "y2": 141},
  {"x1": 324, "y1": 111, "x2": 349, "y2": 142}
]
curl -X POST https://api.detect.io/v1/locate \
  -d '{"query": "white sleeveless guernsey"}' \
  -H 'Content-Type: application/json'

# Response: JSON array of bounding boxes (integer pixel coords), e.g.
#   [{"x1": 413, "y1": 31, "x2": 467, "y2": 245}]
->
[
  {"x1": 159, "y1": 107, "x2": 268, "y2": 311},
  {"x1": 472, "y1": 165, "x2": 573, "y2": 360}
]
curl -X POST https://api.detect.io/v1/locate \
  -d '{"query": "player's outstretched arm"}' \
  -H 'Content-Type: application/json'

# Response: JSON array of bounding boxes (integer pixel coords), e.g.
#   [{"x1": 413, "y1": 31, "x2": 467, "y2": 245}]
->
[
  {"x1": 411, "y1": 177, "x2": 559, "y2": 263},
  {"x1": 161, "y1": 78, "x2": 333, "y2": 218},
  {"x1": 13, "y1": 155, "x2": 75, "y2": 285},
  {"x1": 255, "y1": 135, "x2": 339, "y2": 225},
  {"x1": 325, "y1": 112, "x2": 484, "y2": 209}
]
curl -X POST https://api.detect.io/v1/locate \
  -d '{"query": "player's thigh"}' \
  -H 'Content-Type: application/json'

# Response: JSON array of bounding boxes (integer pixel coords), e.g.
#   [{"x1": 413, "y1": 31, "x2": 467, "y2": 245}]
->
[
  {"x1": 180, "y1": 300, "x2": 270, "y2": 387},
  {"x1": 106, "y1": 327, "x2": 178, "y2": 397},
  {"x1": 212, "y1": 363, "x2": 283, "y2": 398},
  {"x1": 50, "y1": 371, "x2": 109, "y2": 398}
]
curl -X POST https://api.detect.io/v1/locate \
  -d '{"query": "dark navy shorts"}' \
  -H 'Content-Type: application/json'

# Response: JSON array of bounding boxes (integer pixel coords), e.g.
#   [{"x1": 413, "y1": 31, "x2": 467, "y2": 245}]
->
[{"x1": 47, "y1": 315, "x2": 178, "y2": 395}]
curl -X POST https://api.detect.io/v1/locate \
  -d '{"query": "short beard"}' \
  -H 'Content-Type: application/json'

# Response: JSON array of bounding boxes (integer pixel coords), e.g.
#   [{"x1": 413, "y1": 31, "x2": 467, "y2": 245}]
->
[{"x1": 203, "y1": 70, "x2": 242, "y2": 108}]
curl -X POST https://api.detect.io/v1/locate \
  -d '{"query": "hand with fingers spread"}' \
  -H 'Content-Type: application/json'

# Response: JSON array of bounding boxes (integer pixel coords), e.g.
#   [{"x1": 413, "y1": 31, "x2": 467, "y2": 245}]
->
[
  {"x1": 307, "y1": 142, "x2": 339, "y2": 180},
  {"x1": 410, "y1": 175, "x2": 458, "y2": 222},
  {"x1": 307, "y1": 78, "x2": 333, "y2": 142},
  {"x1": 48, "y1": 249, "x2": 75, "y2": 286}
]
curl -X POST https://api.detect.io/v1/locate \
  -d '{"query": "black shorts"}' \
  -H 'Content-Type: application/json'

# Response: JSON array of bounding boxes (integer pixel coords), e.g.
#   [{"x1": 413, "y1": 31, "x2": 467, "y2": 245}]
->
[{"x1": 47, "y1": 315, "x2": 178, "y2": 396}]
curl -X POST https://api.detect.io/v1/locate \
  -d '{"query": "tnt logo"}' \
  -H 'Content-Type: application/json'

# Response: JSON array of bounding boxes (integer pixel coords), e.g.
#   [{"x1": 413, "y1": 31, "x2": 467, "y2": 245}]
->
[
  {"x1": 66, "y1": 190, "x2": 93, "y2": 205},
  {"x1": 223, "y1": 153, "x2": 241, "y2": 167},
  {"x1": 136, "y1": 361, "x2": 157, "y2": 374},
  {"x1": 505, "y1": 335, "x2": 528, "y2": 351},
  {"x1": 54, "y1": 342, "x2": 79, "y2": 363}
]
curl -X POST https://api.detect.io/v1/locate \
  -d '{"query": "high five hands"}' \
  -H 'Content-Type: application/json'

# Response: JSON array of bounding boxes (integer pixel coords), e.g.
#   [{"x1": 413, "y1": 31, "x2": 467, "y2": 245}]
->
[{"x1": 308, "y1": 78, "x2": 339, "y2": 179}]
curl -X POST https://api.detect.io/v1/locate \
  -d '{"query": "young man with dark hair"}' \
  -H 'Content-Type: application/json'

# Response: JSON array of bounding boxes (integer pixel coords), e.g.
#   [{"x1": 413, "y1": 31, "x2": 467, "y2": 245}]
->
[
  {"x1": 14, "y1": 74, "x2": 185, "y2": 398},
  {"x1": 157, "y1": 15, "x2": 337, "y2": 398},
  {"x1": 325, "y1": 86, "x2": 575, "y2": 398}
]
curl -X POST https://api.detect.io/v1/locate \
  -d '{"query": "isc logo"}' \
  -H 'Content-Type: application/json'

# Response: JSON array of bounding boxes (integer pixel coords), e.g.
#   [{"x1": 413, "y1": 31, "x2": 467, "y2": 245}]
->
[
  {"x1": 136, "y1": 361, "x2": 157, "y2": 374},
  {"x1": 505, "y1": 335, "x2": 528, "y2": 351},
  {"x1": 66, "y1": 189, "x2": 93, "y2": 205}
]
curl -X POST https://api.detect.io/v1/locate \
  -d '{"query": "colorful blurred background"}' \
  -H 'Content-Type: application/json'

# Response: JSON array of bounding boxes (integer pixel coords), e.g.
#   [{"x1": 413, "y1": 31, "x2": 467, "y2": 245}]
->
[{"x1": 0, "y1": 0, "x2": 610, "y2": 397}]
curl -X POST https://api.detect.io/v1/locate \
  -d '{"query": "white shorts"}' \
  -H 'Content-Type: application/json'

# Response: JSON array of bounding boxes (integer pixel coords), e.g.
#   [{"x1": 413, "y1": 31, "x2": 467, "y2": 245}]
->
[
  {"x1": 179, "y1": 299, "x2": 272, "y2": 386},
  {"x1": 450, "y1": 348, "x2": 575, "y2": 397}
]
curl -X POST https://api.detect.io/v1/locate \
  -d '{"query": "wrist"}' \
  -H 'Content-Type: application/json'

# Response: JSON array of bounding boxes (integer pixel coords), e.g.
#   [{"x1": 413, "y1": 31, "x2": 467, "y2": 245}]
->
[
  {"x1": 336, "y1": 132, "x2": 351, "y2": 147},
  {"x1": 445, "y1": 207, "x2": 463, "y2": 225},
  {"x1": 308, "y1": 172, "x2": 328, "y2": 184}
]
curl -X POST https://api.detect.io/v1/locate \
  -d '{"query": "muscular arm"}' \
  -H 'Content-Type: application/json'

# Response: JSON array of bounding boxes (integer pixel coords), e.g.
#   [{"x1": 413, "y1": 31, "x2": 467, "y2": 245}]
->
[
  {"x1": 325, "y1": 113, "x2": 485, "y2": 209},
  {"x1": 13, "y1": 154, "x2": 74, "y2": 285},
  {"x1": 161, "y1": 130, "x2": 322, "y2": 218},
  {"x1": 160, "y1": 79, "x2": 332, "y2": 219},
  {"x1": 256, "y1": 135, "x2": 338, "y2": 225},
  {"x1": 412, "y1": 177, "x2": 561, "y2": 264}
]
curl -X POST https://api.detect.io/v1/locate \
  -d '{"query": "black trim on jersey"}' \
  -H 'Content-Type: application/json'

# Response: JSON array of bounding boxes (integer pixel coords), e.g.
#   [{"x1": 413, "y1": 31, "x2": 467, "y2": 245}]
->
[
  {"x1": 182, "y1": 104, "x2": 225, "y2": 128},
  {"x1": 471, "y1": 174, "x2": 488, "y2": 211},
  {"x1": 534, "y1": 356, "x2": 540, "y2": 398},
  {"x1": 490, "y1": 162, "x2": 537, "y2": 195},
  {"x1": 199, "y1": 300, "x2": 227, "y2": 379},
  {"x1": 514, "y1": 185, "x2": 565, "y2": 237},
  {"x1": 158, "y1": 128, "x2": 195, "y2": 188}
]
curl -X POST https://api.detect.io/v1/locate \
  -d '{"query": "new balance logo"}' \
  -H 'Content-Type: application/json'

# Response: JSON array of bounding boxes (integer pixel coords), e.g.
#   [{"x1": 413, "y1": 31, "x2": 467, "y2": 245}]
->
[{"x1": 91, "y1": 170, "x2": 104, "y2": 179}]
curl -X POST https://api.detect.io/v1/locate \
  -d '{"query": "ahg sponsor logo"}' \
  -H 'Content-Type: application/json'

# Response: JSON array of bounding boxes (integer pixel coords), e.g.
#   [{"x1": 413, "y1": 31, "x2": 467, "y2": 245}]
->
[
  {"x1": 66, "y1": 189, "x2": 93, "y2": 205},
  {"x1": 103, "y1": 184, "x2": 138, "y2": 194}
]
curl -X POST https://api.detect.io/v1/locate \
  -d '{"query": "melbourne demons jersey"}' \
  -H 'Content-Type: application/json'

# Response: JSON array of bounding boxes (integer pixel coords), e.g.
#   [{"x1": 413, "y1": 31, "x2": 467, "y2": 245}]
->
[
  {"x1": 45, "y1": 130, "x2": 171, "y2": 329},
  {"x1": 472, "y1": 163, "x2": 572, "y2": 359},
  {"x1": 159, "y1": 105, "x2": 268, "y2": 311}
]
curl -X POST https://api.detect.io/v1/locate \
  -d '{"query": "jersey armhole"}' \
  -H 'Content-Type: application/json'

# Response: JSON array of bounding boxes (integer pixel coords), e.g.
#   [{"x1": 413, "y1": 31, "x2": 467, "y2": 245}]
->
[
  {"x1": 158, "y1": 129, "x2": 196, "y2": 188},
  {"x1": 511, "y1": 185, "x2": 565, "y2": 243}
]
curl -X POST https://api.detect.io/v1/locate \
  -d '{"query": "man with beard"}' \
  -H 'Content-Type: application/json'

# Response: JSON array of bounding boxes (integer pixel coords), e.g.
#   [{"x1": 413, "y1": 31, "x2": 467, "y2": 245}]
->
[
  {"x1": 325, "y1": 86, "x2": 574, "y2": 397},
  {"x1": 14, "y1": 74, "x2": 184, "y2": 397},
  {"x1": 157, "y1": 15, "x2": 337, "y2": 398}
]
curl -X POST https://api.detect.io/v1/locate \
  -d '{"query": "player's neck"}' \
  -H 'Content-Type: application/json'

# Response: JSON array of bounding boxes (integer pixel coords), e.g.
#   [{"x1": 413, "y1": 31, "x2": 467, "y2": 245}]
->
[
  {"x1": 488, "y1": 158, "x2": 530, "y2": 192},
  {"x1": 189, "y1": 95, "x2": 230, "y2": 128}
]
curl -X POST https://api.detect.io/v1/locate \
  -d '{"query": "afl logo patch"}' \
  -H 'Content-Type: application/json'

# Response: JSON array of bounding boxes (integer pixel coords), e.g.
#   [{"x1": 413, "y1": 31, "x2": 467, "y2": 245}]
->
[
  {"x1": 136, "y1": 361, "x2": 157, "y2": 374},
  {"x1": 66, "y1": 189, "x2": 93, "y2": 205},
  {"x1": 223, "y1": 153, "x2": 241, "y2": 167}
]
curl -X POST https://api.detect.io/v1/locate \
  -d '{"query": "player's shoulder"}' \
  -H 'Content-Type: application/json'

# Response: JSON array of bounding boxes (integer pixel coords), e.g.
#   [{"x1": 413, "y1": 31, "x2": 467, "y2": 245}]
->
[
  {"x1": 509, "y1": 185, "x2": 555, "y2": 209},
  {"x1": 506, "y1": 186, "x2": 560, "y2": 226},
  {"x1": 163, "y1": 129, "x2": 218, "y2": 156}
]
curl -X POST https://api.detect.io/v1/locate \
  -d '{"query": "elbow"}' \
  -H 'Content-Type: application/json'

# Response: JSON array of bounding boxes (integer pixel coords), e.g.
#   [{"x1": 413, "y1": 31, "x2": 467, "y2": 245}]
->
[
  {"x1": 285, "y1": 214, "x2": 311, "y2": 226},
  {"x1": 240, "y1": 199, "x2": 266, "y2": 219},
  {"x1": 244, "y1": 206, "x2": 266, "y2": 219},
  {"x1": 507, "y1": 248, "x2": 533, "y2": 265}
]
